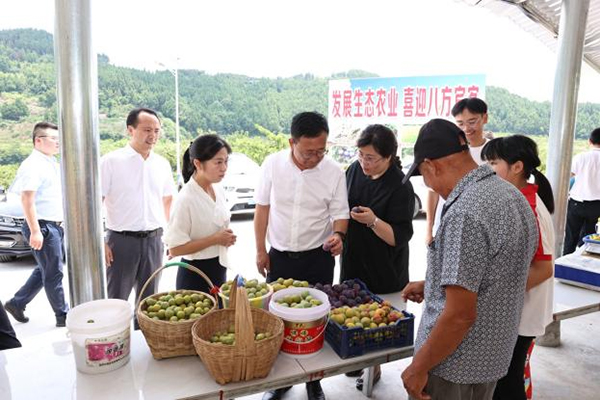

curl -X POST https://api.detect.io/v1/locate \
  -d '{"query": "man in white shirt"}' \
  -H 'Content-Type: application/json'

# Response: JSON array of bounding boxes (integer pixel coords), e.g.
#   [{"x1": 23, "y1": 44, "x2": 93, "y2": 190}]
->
[
  {"x1": 4, "y1": 122, "x2": 69, "y2": 328},
  {"x1": 101, "y1": 108, "x2": 176, "y2": 307},
  {"x1": 425, "y1": 98, "x2": 490, "y2": 244},
  {"x1": 254, "y1": 111, "x2": 349, "y2": 400},
  {"x1": 563, "y1": 128, "x2": 600, "y2": 254}
]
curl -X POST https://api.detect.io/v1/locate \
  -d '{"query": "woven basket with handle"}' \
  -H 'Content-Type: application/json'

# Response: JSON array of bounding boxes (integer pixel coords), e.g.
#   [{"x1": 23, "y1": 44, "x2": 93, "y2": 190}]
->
[
  {"x1": 192, "y1": 277, "x2": 284, "y2": 384},
  {"x1": 137, "y1": 261, "x2": 218, "y2": 360}
]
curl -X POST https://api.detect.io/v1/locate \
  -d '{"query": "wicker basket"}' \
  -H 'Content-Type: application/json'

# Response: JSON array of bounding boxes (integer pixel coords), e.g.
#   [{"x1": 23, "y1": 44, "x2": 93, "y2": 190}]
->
[
  {"x1": 137, "y1": 261, "x2": 218, "y2": 360},
  {"x1": 192, "y1": 277, "x2": 284, "y2": 384}
]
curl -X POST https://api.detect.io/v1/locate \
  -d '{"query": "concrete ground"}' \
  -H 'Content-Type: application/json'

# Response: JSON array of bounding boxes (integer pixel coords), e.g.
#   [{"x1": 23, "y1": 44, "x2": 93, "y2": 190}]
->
[{"x1": 1, "y1": 214, "x2": 599, "y2": 399}]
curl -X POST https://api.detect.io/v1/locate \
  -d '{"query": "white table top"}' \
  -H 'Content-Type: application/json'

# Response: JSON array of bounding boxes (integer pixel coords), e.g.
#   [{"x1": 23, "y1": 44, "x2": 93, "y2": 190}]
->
[
  {"x1": 0, "y1": 324, "x2": 413, "y2": 400},
  {"x1": 553, "y1": 279, "x2": 600, "y2": 317}
]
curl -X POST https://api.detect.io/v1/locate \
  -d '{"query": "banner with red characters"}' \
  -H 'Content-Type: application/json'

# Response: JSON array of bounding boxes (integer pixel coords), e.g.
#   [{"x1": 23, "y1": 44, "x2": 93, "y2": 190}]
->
[{"x1": 328, "y1": 74, "x2": 485, "y2": 144}]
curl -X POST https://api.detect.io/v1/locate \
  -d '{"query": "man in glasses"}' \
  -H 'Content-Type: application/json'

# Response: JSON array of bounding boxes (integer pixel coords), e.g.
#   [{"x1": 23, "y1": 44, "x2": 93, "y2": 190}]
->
[
  {"x1": 425, "y1": 97, "x2": 491, "y2": 245},
  {"x1": 255, "y1": 111, "x2": 349, "y2": 400},
  {"x1": 4, "y1": 122, "x2": 69, "y2": 328}
]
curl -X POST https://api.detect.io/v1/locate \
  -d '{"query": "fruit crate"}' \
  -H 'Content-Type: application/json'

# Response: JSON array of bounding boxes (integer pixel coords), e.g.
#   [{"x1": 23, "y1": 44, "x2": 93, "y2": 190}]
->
[{"x1": 325, "y1": 292, "x2": 415, "y2": 359}]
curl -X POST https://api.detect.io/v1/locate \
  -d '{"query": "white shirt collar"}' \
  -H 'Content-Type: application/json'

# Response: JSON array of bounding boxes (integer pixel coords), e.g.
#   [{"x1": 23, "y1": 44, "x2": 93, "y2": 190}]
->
[
  {"x1": 124, "y1": 143, "x2": 154, "y2": 159},
  {"x1": 32, "y1": 148, "x2": 57, "y2": 162}
]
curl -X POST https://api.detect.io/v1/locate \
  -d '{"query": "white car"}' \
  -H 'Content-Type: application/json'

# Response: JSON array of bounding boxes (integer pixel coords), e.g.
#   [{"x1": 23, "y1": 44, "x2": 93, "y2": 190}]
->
[{"x1": 221, "y1": 153, "x2": 260, "y2": 213}]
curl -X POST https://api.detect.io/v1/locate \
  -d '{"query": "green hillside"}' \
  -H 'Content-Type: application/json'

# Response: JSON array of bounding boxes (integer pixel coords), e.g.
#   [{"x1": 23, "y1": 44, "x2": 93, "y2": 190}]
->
[{"x1": 1, "y1": 28, "x2": 599, "y2": 187}]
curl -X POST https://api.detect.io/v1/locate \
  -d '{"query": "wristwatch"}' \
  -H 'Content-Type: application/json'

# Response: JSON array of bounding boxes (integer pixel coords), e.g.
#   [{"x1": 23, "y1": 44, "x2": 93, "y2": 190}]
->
[{"x1": 367, "y1": 217, "x2": 379, "y2": 229}]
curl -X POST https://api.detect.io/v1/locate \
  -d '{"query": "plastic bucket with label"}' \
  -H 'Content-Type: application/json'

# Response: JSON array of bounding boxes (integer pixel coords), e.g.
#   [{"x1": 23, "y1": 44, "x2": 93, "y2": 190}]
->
[
  {"x1": 268, "y1": 287, "x2": 330, "y2": 358},
  {"x1": 66, "y1": 299, "x2": 132, "y2": 374}
]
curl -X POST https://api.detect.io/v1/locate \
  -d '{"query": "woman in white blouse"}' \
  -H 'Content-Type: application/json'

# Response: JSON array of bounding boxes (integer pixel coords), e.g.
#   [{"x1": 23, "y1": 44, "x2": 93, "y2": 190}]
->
[{"x1": 163, "y1": 134, "x2": 237, "y2": 293}]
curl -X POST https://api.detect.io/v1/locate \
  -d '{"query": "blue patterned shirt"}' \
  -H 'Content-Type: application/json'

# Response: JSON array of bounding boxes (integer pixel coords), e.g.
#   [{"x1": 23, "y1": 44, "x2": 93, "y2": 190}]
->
[{"x1": 415, "y1": 165, "x2": 538, "y2": 384}]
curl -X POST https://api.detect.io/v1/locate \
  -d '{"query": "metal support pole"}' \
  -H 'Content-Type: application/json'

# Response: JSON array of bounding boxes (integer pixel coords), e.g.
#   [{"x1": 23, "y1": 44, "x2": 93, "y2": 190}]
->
[
  {"x1": 174, "y1": 66, "x2": 182, "y2": 187},
  {"x1": 54, "y1": 0, "x2": 106, "y2": 306},
  {"x1": 546, "y1": 0, "x2": 590, "y2": 257}
]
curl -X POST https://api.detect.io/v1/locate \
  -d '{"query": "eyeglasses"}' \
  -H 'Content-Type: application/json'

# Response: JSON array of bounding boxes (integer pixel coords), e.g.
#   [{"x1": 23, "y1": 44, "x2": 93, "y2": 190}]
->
[
  {"x1": 456, "y1": 117, "x2": 481, "y2": 129},
  {"x1": 295, "y1": 148, "x2": 328, "y2": 160},
  {"x1": 357, "y1": 152, "x2": 383, "y2": 165},
  {"x1": 37, "y1": 136, "x2": 60, "y2": 142}
]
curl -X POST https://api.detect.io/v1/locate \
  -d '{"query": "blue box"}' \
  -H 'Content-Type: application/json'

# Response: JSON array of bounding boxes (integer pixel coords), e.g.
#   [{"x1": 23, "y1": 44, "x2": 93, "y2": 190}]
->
[{"x1": 325, "y1": 291, "x2": 415, "y2": 359}]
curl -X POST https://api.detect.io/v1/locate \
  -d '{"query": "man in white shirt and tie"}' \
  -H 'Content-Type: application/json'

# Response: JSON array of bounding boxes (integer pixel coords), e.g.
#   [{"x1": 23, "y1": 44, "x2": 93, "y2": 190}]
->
[{"x1": 254, "y1": 111, "x2": 349, "y2": 400}]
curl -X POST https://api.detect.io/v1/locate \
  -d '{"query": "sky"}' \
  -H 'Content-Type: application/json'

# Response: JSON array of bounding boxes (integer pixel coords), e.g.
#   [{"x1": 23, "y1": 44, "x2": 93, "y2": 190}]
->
[{"x1": 2, "y1": 0, "x2": 600, "y2": 103}]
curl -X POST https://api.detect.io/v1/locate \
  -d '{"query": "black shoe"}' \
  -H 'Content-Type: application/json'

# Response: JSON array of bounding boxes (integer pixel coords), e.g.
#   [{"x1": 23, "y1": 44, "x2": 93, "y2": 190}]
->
[
  {"x1": 4, "y1": 300, "x2": 29, "y2": 323},
  {"x1": 345, "y1": 369, "x2": 363, "y2": 377},
  {"x1": 306, "y1": 381, "x2": 325, "y2": 400},
  {"x1": 56, "y1": 314, "x2": 67, "y2": 327},
  {"x1": 261, "y1": 386, "x2": 292, "y2": 400}
]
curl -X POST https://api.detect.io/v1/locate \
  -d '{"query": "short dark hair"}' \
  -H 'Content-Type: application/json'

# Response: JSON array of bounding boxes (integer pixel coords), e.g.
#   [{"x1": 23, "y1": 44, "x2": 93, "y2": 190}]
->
[
  {"x1": 32, "y1": 121, "x2": 58, "y2": 144},
  {"x1": 590, "y1": 128, "x2": 600, "y2": 145},
  {"x1": 182, "y1": 134, "x2": 232, "y2": 183},
  {"x1": 126, "y1": 108, "x2": 160, "y2": 128},
  {"x1": 451, "y1": 97, "x2": 488, "y2": 117},
  {"x1": 290, "y1": 112, "x2": 329, "y2": 141},
  {"x1": 357, "y1": 124, "x2": 400, "y2": 167}
]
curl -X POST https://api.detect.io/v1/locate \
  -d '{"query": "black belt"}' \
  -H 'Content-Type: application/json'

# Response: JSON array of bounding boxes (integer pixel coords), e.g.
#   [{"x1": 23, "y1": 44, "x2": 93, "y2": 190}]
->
[
  {"x1": 273, "y1": 246, "x2": 323, "y2": 259},
  {"x1": 570, "y1": 199, "x2": 600, "y2": 204},
  {"x1": 113, "y1": 228, "x2": 162, "y2": 238}
]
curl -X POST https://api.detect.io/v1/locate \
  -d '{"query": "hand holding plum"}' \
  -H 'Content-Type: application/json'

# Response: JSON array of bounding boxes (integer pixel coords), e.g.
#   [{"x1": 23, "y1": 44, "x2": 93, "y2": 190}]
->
[
  {"x1": 324, "y1": 233, "x2": 343, "y2": 256},
  {"x1": 350, "y1": 205, "x2": 375, "y2": 226}
]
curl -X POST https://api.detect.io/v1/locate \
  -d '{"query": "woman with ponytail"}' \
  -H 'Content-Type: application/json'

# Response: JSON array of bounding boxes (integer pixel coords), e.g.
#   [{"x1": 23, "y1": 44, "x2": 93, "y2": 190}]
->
[
  {"x1": 481, "y1": 135, "x2": 555, "y2": 400},
  {"x1": 163, "y1": 134, "x2": 236, "y2": 294},
  {"x1": 341, "y1": 124, "x2": 415, "y2": 389}
]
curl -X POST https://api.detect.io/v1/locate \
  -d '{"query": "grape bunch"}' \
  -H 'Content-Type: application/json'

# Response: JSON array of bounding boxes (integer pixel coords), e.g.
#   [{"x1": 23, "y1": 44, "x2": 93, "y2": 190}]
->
[{"x1": 314, "y1": 279, "x2": 372, "y2": 308}]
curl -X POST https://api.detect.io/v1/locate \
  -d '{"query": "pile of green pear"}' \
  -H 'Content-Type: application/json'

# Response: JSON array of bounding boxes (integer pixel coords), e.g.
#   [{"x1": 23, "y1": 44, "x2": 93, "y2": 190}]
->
[
  {"x1": 142, "y1": 291, "x2": 213, "y2": 322},
  {"x1": 221, "y1": 278, "x2": 270, "y2": 299},
  {"x1": 274, "y1": 290, "x2": 323, "y2": 308},
  {"x1": 210, "y1": 324, "x2": 272, "y2": 345},
  {"x1": 271, "y1": 277, "x2": 309, "y2": 292}
]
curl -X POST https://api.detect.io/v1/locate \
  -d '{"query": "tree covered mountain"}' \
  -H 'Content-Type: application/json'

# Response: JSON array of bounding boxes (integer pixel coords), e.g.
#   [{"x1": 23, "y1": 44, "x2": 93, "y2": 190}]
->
[{"x1": 1, "y1": 28, "x2": 600, "y2": 141}]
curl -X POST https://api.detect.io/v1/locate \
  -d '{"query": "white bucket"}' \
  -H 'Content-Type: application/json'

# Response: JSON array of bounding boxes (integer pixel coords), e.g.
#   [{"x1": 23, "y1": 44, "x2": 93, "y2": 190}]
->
[
  {"x1": 66, "y1": 299, "x2": 132, "y2": 374},
  {"x1": 269, "y1": 287, "x2": 330, "y2": 358}
]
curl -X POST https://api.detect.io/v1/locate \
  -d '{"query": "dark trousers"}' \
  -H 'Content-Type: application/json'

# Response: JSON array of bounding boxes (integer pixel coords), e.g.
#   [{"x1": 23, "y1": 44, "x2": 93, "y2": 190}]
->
[
  {"x1": 267, "y1": 247, "x2": 335, "y2": 286},
  {"x1": 493, "y1": 335, "x2": 534, "y2": 400},
  {"x1": 563, "y1": 199, "x2": 600, "y2": 254},
  {"x1": 106, "y1": 230, "x2": 164, "y2": 303},
  {"x1": 0, "y1": 302, "x2": 21, "y2": 350},
  {"x1": 177, "y1": 257, "x2": 226, "y2": 295},
  {"x1": 12, "y1": 221, "x2": 68, "y2": 317}
]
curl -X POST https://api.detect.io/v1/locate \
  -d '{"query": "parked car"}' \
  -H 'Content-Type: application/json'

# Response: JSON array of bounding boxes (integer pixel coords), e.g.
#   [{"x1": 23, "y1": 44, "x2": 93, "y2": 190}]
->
[
  {"x1": 407, "y1": 171, "x2": 428, "y2": 219},
  {"x1": 221, "y1": 153, "x2": 260, "y2": 213},
  {"x1": 0, "y1": 187, "x2": 30, "y2": 262}
]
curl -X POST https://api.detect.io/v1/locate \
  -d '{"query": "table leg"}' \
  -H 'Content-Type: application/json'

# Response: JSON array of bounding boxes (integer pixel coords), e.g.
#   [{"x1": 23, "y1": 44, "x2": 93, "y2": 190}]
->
[
  {"x1": 362, "y1": 365, "x2": 375, "y2": 397},
  {"x1": 537, "y1": 320, "x2": 561, "y2": 347}
]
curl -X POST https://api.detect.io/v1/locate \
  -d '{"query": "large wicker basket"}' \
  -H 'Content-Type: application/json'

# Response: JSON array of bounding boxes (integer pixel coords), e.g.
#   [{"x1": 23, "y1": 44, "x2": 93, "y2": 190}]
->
[
  {"x1": 192, "y1": 277, "x2": 284, "y2": 384},
  {"x1": 137, "y1": 261, "x2": 218, "y2": 360}
]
